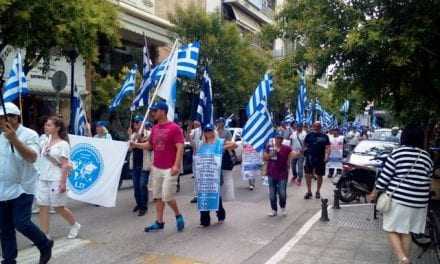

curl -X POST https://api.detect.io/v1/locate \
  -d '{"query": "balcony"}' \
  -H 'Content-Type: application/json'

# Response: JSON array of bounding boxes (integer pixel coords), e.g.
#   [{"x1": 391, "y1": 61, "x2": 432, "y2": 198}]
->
[
  {"x1": 224, "y1": 0, "x2": 274, "y2": 25},
  {"x1": 119, "y1": 0, "x2": 154, "y2": 14}
]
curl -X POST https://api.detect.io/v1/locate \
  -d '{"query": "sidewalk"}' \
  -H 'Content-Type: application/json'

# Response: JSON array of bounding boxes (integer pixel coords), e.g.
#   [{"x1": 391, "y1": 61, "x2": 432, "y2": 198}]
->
[{"x1": 277, "y1": 204, "x2": 438, "y2": 264}]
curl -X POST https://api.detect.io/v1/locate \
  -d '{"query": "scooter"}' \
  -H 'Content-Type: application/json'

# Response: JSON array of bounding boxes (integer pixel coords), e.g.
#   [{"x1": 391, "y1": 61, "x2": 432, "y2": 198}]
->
[{"x1": 334, "y1": 153, "x2": 389, "y2": 203}]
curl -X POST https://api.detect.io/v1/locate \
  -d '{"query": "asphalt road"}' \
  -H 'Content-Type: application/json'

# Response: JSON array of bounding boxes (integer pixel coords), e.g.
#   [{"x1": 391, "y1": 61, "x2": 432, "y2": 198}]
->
[{"x1": 8, "y1": 167, "x2": 335, "y2": 264}]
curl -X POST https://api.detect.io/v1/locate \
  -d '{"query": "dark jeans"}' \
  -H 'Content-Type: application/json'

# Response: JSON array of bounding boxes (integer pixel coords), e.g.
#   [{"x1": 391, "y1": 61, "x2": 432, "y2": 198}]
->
[
  {"x1": 268, "y1": 178, "x2": 287, "y2": 211},
  {"x1": 291, "y1": 157, "x2": 305, "y2": 180},
  {"x1": 200, "y1": 197, "x2": 225, "y2": 227},
  {"x1": 132, "y1": 168, "x2": 149, "y2": 210},
  {"x1": 0, "y1": 193, "x2": 50, "y2": 264}
]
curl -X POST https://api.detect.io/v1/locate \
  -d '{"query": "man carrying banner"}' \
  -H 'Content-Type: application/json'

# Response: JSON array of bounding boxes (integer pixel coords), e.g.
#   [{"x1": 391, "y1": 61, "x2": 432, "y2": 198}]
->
[
  {"x1": 131, "y1": 101, "x2": 185, "y2": 232},
  {"x1": 196, "y1": 124, "x2": 237, "y2": 227},
  {"x1": 0, "y1": 102, "x2": 53, "y2": 264}
]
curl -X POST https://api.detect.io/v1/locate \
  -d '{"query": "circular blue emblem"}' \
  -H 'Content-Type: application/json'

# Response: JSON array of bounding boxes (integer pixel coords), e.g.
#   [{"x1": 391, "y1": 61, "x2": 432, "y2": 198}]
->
[{"x1": 68, "y1": 143, "x2": 103, "y2": 194}]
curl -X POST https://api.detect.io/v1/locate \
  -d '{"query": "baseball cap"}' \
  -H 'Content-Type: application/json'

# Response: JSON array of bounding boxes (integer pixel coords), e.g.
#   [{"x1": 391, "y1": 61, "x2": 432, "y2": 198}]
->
[
  {"x1": 133, "y1": 115, "x2": 143, "y2": 123},
  {"x1": 275, "y1": 130, "x2": 284, "y2": 138},
  {"x1": 215, "y1": 117, "x2": 225, "y2": 124},
  {"x1": 96, "y1": 121, "x2": 109, "y2": 127},
  {"x1": 144, "y1": 121, "x2": 153, "y2": 128},
  {"x1": 0, "y1": 102, "x2": 21, "y2": 116},
  {"x1": 203, "y1": 123, "x2": 215, "y2": 132},
  {"x1": 150, "y1": 101, "x2": 168, "y2": 112}
]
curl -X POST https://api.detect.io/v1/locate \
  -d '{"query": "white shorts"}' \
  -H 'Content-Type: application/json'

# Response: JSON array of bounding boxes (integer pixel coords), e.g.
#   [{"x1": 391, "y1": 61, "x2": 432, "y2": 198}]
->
[
  {"x1": 151, "y1": 166, "x2": 177, "y2": 202},
  {"x1": 37, "y1": 180, "x2": 68, "y2": 207}
]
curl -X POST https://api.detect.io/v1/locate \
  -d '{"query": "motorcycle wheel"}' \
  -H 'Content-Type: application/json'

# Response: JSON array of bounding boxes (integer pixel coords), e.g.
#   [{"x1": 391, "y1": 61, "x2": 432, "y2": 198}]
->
[{"x1": 336, "y1": 178, "x2": 357, "y2": 203}]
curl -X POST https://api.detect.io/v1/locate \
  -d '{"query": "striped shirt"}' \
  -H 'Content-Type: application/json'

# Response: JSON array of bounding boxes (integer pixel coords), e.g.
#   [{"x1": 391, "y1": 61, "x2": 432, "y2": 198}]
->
[{"x1": 376, "y1": 146, "x2": 434, "y2": 208}]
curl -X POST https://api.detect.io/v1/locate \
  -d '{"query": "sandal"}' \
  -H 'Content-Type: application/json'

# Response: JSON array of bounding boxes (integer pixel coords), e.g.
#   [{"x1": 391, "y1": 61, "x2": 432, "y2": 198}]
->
[{"x1": 398, "y1": 257, "x2": 410, "y2": 264}]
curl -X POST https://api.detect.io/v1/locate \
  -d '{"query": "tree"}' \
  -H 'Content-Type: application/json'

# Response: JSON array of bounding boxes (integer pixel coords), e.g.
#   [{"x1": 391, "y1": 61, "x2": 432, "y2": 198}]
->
[
  {"x1": 271, "y1": 0, "x2": 440, "y2": 127},
  {"x1": 170, "y1": 4, "x2": 271, "y2": 121},
  {"x1": 0, "y1": 0, "x2": 120, "y2": 73}
]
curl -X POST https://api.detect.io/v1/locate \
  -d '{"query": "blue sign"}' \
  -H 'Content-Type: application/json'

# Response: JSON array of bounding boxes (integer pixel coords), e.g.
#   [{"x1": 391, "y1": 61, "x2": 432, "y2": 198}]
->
[{"x1": 68, "y1": 143, "x2": 104, "y2": 194}]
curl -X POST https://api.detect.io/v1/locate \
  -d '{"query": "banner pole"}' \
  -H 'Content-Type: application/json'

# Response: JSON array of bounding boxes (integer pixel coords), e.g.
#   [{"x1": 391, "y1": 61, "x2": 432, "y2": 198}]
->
[{"x1": 137, "y1": 39, "x2": 179, "y2": 135}]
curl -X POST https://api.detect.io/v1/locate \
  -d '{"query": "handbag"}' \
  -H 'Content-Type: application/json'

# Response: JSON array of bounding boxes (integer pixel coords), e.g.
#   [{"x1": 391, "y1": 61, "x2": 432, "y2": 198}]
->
[{"x1": 376, "y1": 150, "x2": 422, "y2": 213}]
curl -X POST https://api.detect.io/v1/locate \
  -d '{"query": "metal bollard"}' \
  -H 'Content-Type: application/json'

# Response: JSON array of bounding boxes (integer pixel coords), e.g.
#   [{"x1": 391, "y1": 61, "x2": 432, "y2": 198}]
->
[
  {"x1": 320, "y1": 198, "x2": 330, "y2": 222},
  {"x1": 333, "y1": 190, "x2": 341, "y2": 209}
]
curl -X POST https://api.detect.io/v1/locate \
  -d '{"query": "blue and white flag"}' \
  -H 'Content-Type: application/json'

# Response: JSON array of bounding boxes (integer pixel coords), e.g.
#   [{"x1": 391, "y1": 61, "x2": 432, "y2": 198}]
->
[
  {"x1": 197, "y1": 68, "x2": 214, "y2": 126},
  {"x1": 109, "y1": 65, "x2": 137, "y2": 112},
  {"x1": 177, "y1": 41, "x2": 200, "y2": 80},
  {"x1": 3, "y1": 52, "x2": 29, "y2": 102},
  {"x1": 243, "y1": 102, "x2": 274, "y2": 152},
  {"x1": 131, "y1": 39, "x2": 152, "y2": 111},
  {"x1": 295, "y1": 72, "x2": 307, "y2": 124},
  {"x1": 72, "y1": 86, "x2": 88, "y2": 136},
  {"x1": 315, "y1": 99, "x2": 323, "y2": 113},
  {"x1": 246, "y1": 73, "x2": 273, "y2": 117},
  {"x1": 340, "y1": 99, "x2": 350, "y2": 113},
  {"x1": 283, "y1": 113, "x2": 294, "y2": 123},
  {"x1": 156, "y1": 48, "x2": 178, "y2": 121}
]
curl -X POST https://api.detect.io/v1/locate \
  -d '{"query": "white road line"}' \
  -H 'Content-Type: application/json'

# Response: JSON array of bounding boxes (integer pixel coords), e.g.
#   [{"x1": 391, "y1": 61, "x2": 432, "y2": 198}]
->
[
  {"x1": 17, "y1": 238, "x2": 90, "y2": 264},
  {"x1": 264, "y1": 211, "x2": 321, "y2": 264}
]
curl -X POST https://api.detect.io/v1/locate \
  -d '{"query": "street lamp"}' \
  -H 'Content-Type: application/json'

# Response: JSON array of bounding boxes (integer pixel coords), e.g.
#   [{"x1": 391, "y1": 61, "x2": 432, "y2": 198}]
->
[{"x1": 64, "y1": 47, "x2": 79, "y2": 134}]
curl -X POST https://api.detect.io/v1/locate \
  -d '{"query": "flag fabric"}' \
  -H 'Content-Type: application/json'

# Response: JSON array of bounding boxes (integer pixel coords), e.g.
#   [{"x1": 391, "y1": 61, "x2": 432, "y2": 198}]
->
[
  {"x1": 246, "y1": 73, "x2": 273, "y2": 117},
  {"x1": 156, "y1": 48, "x2": 178, "y2": 121},
  {"x1": 283, "y1": 113, "x2": 294, "y2": 124},
  {"x1": 131, "y1": 39, "x2": 152, "y2": 111},
  {"x1": 197, "y1": 68, "x2": 214, "y2": 126},
  {"x1": 340, "y1": 99, "x2": 350, "y2": 113},
  {"x1": 242, "y1": 102, "x2": 274, "y2": 152},
  {"x1": 109, "y1": 65, "x2": 137, "y2": 112},
  {"x1": 72, "y1": 86, "x2": 88, "y2": 136},
  {"x1": 177, "y1": 41, "x2": 200, "y2": 80},
  {"x1": 295, "y1": 72, "x2": 307, "y2": 124},
  {"x1": 3, "y1": 52, "x2": 29, "y2": 102},
  {"x1": 321, "y1": 110, "x2": 338, "y2": 130}
]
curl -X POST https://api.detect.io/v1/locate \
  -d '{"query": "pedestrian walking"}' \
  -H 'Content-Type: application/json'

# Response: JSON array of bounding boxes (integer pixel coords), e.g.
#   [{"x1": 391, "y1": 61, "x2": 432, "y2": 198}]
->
[
  {"x1": 303, "y1": 122, "x2": 330, "y2": 199},
  {"x1": 369, "y1": 125, "x2": 433, "y2": 264},
  {"x1": 131, "y1": 101, "x2": 185, "y2": 232},
  {"x1": 264, "y1": 131, "x2": 299, "y2": 216},
  {"x1": 0, "y1": 102, "x2": 53, "y2": 264},
  {"x1": 290, "y1": 124, "x2": 306, "y2": 186},
  {"x1": 189, "y1": 120, "x2": 202, "y2": 203},
  {"x1": 128, "y1": 115, "x2": 150, "y2": 216},
  {"x1": 198, "y1": 124, "x2": 237, "y2": 227},
  {"x1": 327, "y1": 128, "x2": 344, "y2": 178},
  {"x1": 37, "y1": 116, "x2": 81, "y2": 239},
  {"x1": 94, "y1": 121, "x2": 112, "y2": 140},
  {"x1": 215, "y1": 118, "x2": 237, "y2": 199}
]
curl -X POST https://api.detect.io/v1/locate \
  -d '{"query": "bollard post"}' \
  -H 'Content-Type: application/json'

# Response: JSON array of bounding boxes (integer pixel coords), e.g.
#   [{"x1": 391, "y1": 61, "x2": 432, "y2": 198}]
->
[
  {"x1": 320, "y1": 198, "x2": 330, "y2": 222},
  {"x1": 333, "y1": 190, "x2": 341, "y2": 209}
]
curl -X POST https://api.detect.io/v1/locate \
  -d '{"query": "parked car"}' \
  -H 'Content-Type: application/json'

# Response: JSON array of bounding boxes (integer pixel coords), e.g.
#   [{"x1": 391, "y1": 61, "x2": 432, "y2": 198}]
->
[
  {"x1": 371, "y1": 128, "x2": 401, "y2": 142},
  {"x1": 227, "y1": 127, "x2": 243, "y2": 163},
  {"x1": 346, "y1": 140, "x2": 399, "y2": 167}
]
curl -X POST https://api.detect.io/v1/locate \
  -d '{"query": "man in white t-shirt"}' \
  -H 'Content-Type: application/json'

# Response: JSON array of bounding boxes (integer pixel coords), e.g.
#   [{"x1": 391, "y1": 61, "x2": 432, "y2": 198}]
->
[
  {"x1": 327, "y1": 128, "x2": 344, "y2": 178},
  {"x1": 189, "y1": 120, "x2": 202, "y2": 203},
  {"x1": 290, "y1": 124, "x2": 307, "y2": 185}
]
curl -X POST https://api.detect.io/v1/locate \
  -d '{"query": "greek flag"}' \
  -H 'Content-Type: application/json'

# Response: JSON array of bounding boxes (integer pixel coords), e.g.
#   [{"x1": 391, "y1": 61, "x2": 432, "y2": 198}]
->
[
  {"x1": 3, "y1": 52, "x2": 29, "y2": 102},
  {"x1": 295, "y1": 72, "x2": 307, "y2": 124},
  {"x1": 72, "y1": 86, "x2": 88, "y2": 136},
  {"x1": 283, "y1": 113, "x2": 294, "y2": 123},
  {"x1": 109, "y1": 65, "x2": 137, "y2": 112},
  {"x1": 246, "y1": 73, "x2": 273, "y2": 117},
  {"x1": 321, "y1": 110, "x2": 337, "y2": 130},
  {"x1": 197, "y1": 68, "x2": 214, "y2": 126},
  {"x1": 131, "y1": 39, "x2": 152, "y2": 111},
  {"x1": 242, "y1": 102, "x2": 274, "y2": 152},
  {"x1": 156, "y1": 48, "x2": 178, "y2": 121},
  {"x1": 177, "y1": 41, "x2": 200, "y2": 80},
  {"x1": 315, "y1": 99, "x2": 323, "y2": 113},
  {"x1": 340, "y1": 99, "x2": 349, "y2": 113}
]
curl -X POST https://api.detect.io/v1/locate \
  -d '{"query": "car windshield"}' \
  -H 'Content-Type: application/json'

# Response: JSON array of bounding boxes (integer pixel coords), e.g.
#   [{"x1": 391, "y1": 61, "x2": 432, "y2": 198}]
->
[
  {"x1": 371, "y1": 130, "x2": 400, "y2": 141},
  {"x1": 353, "y1": 141, "x2": 397, "y2": 155}
]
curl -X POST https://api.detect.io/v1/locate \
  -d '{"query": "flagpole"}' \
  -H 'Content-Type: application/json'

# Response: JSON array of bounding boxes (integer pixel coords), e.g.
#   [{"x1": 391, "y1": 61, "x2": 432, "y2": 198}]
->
[{"x1": 138, "y1": 39, "x2": 179, "y2": 135}]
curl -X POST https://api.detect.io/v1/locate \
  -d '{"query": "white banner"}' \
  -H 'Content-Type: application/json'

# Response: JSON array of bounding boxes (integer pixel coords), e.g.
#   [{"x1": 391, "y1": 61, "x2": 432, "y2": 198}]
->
[
  {"x1": 67, "y1": 135, "x2": 128, "y2": 207},
  {"x1": 241, "y1": 144, "x2": 262, "y2": 180}
]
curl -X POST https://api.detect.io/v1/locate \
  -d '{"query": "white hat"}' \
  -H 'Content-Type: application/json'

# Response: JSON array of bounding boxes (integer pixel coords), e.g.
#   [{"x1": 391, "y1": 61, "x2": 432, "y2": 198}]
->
[{"x1": 0, "y1": 102, "x2": 21, "y2": 116}]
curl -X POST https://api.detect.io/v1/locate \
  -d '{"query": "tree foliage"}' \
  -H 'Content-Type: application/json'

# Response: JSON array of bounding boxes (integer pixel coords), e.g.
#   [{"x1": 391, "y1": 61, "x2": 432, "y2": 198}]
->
[
  {"x1": 170, "y1": 4, "x2": 270, "y2": 120},
  {"x1": 272, "y1": 0, "x2": 440, "y2": 126},
  {"x1": 0, "y1": 0, "x2": 120, "y2": 73}
]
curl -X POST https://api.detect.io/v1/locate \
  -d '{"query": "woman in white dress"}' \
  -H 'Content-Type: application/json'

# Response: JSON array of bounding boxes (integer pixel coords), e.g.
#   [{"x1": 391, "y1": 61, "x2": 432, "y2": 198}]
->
[{"x1": 37, "y1": 116, "x2": 81, "y2": 239}]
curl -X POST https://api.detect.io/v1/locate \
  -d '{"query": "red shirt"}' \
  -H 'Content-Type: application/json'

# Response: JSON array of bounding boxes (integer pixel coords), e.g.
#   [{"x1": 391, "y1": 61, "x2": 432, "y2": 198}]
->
[
  {"x1": 266, "y1": 145, "x2": 292, "y2": 180},
  {"x1": 149, "y1": 122, "x2": 184, "y2": 169}
]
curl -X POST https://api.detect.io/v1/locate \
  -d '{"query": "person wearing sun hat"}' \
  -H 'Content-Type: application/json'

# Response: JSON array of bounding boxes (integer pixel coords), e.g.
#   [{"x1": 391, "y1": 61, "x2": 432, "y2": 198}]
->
[{"x1": 0, "y1": 102, "x2": 54, "y2": 264}]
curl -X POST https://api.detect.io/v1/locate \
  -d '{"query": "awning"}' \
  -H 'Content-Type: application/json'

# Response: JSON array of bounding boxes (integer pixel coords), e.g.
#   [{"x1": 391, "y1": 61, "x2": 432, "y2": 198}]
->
[{"x1": 230, "y1": 5, "x2": 261, "y2": 33}]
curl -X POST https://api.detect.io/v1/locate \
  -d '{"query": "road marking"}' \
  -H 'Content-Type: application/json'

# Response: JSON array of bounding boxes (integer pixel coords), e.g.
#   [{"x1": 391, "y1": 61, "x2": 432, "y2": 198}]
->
[
  {"x1": 17, "y1": 238, "x2": 90, "y2": 264},
  {"x1": 264, "y1": 211, "x2": 321, "y2": 264}
]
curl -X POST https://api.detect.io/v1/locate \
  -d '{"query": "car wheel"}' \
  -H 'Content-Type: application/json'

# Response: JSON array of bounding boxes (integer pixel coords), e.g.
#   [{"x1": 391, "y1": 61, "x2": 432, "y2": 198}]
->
[{"x1": 336, "y1": 178, "x2": 357, "y2": 203}]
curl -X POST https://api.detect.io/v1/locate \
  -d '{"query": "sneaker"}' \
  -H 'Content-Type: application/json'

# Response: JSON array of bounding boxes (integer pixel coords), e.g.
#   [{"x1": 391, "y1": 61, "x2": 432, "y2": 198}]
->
[
  {"x1": 67, "y1": 222, "x2": 81, "y2": 239},
  {"x1": 190, "y1": 197, "x2": 197, "y2": 204},
  {"x1": 315, "y1": 192, "x2": 321, "y2": 199},
  {"x1": 144, "y1": 221, "x2": 165, "y2": 232},
  {"x1": 39, "y1": 239, "x2": 54, "y2": 264},
  {"x1": 295, "y1": 179, "x2": 302, "y2": 186},
  {"x1": 176, "y1": 215, "x2": 185, "y2": 232},
  {"x1": 249, "y1": 185, "x2": 254, "y2": 191},
  {"x1": 281, "y1": 208, "x2": 287, "y2": 216},
  {"x1": 138, "y1": 209, "x2": 146, "y2": 217},
  {"x1": 304, "y1": 192, "x2": 313, "y2": 200},
  {"x1": 132, "y1": 206, "x2": 139, "y2": 212},
  {"x1": 268, "y1": 210, "x2": 277, "y2": 217}
]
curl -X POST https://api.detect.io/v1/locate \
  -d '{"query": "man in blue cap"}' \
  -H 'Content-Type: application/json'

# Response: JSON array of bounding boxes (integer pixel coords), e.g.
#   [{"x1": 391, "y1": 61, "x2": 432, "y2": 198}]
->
[
  {"x1": 130, "y1": 101, "x2": 185, "y2": 232},
  {"x1": 0, "y1": 102, "x2": 53, "y2": 264}
]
